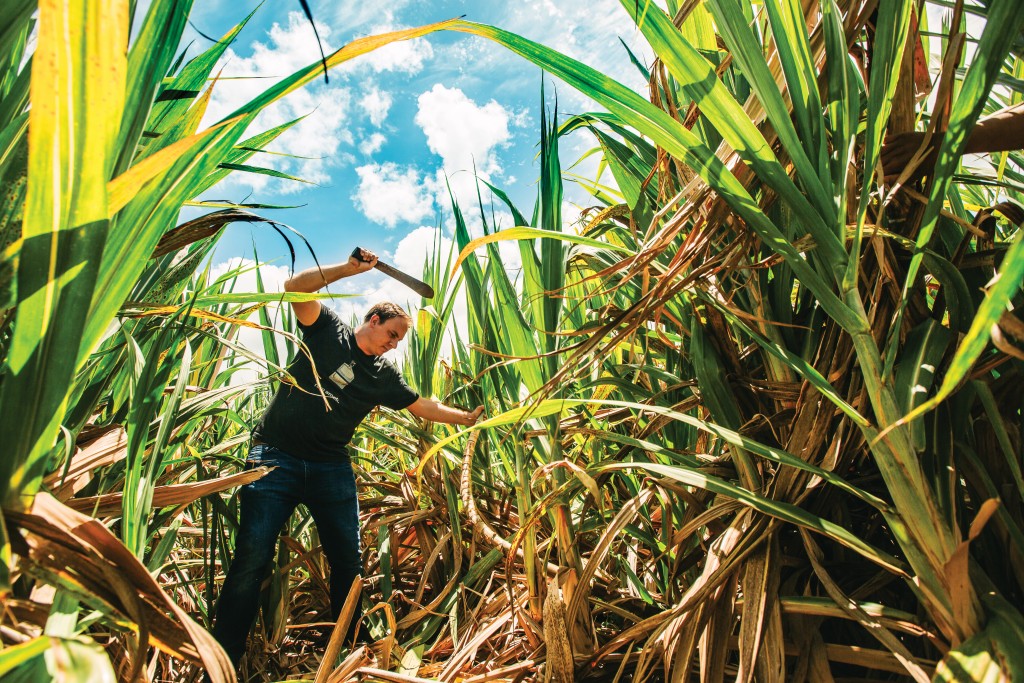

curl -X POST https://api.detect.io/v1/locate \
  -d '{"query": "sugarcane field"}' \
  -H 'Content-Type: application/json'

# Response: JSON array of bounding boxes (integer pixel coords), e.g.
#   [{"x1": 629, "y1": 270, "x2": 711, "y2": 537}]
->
[{"x1": 2, "y1": 0, "x2": 1024, "y2": 681}]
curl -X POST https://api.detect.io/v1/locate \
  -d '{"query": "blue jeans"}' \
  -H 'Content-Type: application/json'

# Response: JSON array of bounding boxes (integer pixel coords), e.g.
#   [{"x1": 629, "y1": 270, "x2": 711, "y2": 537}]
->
[{"x1": 211, "y1": 444, "x2": 362, "y2": 666}]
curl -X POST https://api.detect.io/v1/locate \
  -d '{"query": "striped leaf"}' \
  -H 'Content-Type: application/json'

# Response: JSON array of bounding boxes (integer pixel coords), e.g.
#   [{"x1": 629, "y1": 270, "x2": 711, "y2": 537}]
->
[{"x1": 0, "y1": 0, "x2": 128, "y2": 507}]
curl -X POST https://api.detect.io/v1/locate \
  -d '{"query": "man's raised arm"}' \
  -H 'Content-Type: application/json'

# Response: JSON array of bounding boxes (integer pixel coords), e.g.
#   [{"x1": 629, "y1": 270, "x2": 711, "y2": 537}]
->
[{"x1": 284, "y1": 248, "x2": 378, "y2": 326}]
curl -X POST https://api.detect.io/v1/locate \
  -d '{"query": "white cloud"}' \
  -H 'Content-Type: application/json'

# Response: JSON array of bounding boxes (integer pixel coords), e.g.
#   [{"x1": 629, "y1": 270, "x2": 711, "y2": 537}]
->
[
  {"x1": 359, "y1": 132, "x2": 387, "y2": 155},
  {"x1": 413, "y1": 85, "x2": 520, "y2": 218},
  {"x1": 331, "y1": 2, "x2": 413, "y2": 33},
  {"x1": 200, "y1": 12, "x2": 354, "y2": 195},
  {"x1": 352, "y1": 162, "x2": 436, "y2": 227},
  {"x1": 359, "y1": 87, "x2": 393, "y2": 126},
  {"x1": 415, "y1": 84, "x2": 512, "y2": 178}
]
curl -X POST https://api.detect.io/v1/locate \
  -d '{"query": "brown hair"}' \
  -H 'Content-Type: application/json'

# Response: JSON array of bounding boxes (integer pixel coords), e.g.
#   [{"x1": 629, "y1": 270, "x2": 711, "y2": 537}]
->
[{"x1": 364, "y1": 301, "x2": 412, "y2": 324}]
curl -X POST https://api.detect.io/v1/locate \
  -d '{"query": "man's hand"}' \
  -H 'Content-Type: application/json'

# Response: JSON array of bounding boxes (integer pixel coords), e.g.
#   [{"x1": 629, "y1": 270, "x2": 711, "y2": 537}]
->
[
  {"x1": 882, "y1": 104, "x2": 1024, "y2": 185},
  {"x1": 349, "y1": 247, "x2": 378, "y2": 274},
  {"x1": 284, "y1": 248, "x2": 382, "y2": 325},
  {"x1": 881, "y1": 131, "x2": 937, "y2": 184},
  {"x1": 408, "y1": 398, "x2": 485, "y2": 427}
]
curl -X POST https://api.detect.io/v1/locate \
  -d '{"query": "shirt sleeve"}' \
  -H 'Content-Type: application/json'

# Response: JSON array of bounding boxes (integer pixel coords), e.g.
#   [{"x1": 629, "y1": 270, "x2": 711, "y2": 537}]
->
[
  {"x1": 380, "y1": 363, "x2": 419, "y2": 410},
  {"x1": 298, "y1": 303, "x2": 340, "y2": 338}
]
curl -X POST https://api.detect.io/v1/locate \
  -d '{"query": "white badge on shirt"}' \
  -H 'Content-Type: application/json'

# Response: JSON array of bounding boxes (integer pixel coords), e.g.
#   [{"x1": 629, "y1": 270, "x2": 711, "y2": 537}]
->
[{"x1": 329, "y1": 362, "x2": 355, "y2": 389}]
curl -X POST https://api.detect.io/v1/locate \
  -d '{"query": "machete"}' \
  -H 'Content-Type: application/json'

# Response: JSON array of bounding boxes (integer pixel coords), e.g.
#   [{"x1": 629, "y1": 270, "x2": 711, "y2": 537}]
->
[{"x1": 351, "y1": 247, "x2": 435, "y2": 299}]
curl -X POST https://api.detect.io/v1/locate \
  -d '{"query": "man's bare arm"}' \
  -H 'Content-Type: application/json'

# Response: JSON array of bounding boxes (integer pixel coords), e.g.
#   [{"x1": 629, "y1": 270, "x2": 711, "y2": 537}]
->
[
  {"x1": 284, "y1": 249, "x2": 378, "y2": 326},
  {"x1": 883, "y1": 103, "x2": 1024, "y2": 182},
  {"x1": 964, "y1": 103, "x2": 1024, "y2": 155},
  {"x1": 406, "y1": 397, "x2": 484, "y2": 427}
]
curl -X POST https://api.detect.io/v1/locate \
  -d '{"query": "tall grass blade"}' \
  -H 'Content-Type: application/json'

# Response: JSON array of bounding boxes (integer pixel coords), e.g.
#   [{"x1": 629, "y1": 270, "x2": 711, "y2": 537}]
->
[
  {"x1": 0, "y1": 0, "x2": 127, "y2": 507},
  {"x1": 447, "y1": 20, "x2": 857, "y2": 328},
  {"x1": 899, "y1": 230, "x2": 1024, "y2": 426}
]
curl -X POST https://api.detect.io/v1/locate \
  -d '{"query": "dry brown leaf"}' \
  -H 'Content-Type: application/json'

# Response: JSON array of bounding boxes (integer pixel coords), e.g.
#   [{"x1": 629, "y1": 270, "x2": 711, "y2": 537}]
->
[
  {"x1": 65, "y1": 466, "x2": 272, "y2": 515},
  {"x1": 316, "y1": 576, "x2": 364, "y2": 683},
  {"x1": 542, "y1": 575, "x2": 573, "y2": 683},
  {"x1": 45, "y1": 426, "x2": 127, "y2": 501},
  {"x1": 7, "y1": 493, "x2": 236, "y2": 683}
]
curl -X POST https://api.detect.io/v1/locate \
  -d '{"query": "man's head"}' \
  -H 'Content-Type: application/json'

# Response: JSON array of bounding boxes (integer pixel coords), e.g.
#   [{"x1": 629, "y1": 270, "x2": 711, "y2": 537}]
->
[{"x1": 354, "y1": 302, "x2": 412, "y2": 356}]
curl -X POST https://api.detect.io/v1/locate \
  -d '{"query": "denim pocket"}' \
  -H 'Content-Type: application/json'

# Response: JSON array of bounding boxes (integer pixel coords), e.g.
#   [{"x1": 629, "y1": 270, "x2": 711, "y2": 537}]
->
[{"x1": 244, "y1": 444, "x2": 280, "y2": 470}]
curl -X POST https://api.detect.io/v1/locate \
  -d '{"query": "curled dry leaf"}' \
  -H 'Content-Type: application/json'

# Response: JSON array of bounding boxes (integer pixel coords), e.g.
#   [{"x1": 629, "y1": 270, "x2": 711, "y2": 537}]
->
[{"x1": 5, "y1": 494, "x2": 236, "y2": 683}]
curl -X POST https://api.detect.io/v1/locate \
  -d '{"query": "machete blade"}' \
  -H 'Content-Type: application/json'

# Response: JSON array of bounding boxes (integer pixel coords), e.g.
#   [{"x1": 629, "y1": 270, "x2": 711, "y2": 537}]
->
[{"x1": 351, "y1": 247, "x2": 435, "y2": 299}]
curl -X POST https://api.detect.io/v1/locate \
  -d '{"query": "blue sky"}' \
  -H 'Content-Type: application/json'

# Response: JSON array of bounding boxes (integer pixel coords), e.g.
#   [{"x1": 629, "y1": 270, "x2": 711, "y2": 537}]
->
[{"x1": 185, "y1": 0, "x2": 653, "y2": 312}]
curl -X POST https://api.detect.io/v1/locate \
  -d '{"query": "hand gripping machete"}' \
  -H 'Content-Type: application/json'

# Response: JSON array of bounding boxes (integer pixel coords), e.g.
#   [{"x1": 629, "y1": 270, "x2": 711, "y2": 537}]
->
[{"x1": 351, "y1": 247, "x2": 435, "y2": 299}]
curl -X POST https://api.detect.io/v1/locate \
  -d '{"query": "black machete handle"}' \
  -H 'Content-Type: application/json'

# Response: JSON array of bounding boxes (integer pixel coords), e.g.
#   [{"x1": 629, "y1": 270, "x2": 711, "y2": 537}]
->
[{"x1": 349, "y1": 246, "x2": 435, "y2": 299}]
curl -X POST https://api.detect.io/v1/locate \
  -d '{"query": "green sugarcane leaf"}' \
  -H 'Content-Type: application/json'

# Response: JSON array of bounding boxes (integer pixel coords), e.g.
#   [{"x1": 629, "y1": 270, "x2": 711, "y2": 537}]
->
[
  {"x1": 848, "y1": 0, "x2": 913, "y2": 295},
  {"x1": 972, "y1": 380, "x2": 1024, "y2": 497},
  {"x1": 893, "y1": 319, "x2": 952, "y2": 451},
  {"x1": 0, "y1": 0, "x2": 35, "y2": 79},
  {"x1": 537, "y1": 103, "x2": 565, "y2": 366},
  {"x1": 860, "y1": 0, "x2": 913, "y2": 202},
  {"x1": 822, "y1": 0, "x2": 858, "y2": 210},
  {"x1": 3, "y1": 638, "x2": 116, "y2": 683},
  {"x1": 199, "y1": 117, "x2": 304, "y2": 191},
  {"x1": 84, "y1": 115, "x2": 251, "y2": 363},
  {"x1": 701, "y1": 0, "x2": 837, "y2": 240},
  {"x1": 922, "y1": 251, "x2": 976, "y2": 333},
  {"x1": 447, "y1": 20, "x2": 859, "y2": 332},
  {"x1": 217, "y1": 161, "x2": 316, "y2": 184},
  {"x1": 901, "y1": 230, "x2": 1024, "y2": 426},
  {"x1": 266, "y1": 535, "x2": 289, "y2": 645},
  {"x1": 108, "y1": 118, "x2": 240, "y2": 215},
  {"x1": 935, "y1": 594, "x2": 1024, "y2": 681},
  {"x1": 148, "y1": 80, "x2": 214, "y2": 158},
  {"x1": 894, "y1": 1, "x2": 1024, "y2": 361},
  {"x1": 690, "y1": 318, "x2": 742, "y2": 431},
  {"x1": 140, "y1": 7, "x2": 255, "y2": 155},
  {"x1": 253, "y1": 257, "x2": 282, "y2": 370},
  {"x1": 112, "y1": 0, "x2": 193, "y2": 176},
  {"x1": 122, "y1": 321, "x2": 184, "y2": 555},
  {"x1": 0, "y1": 0, "x2": 127, "y2": 508},
  {"x1": 479, "y1": 179, "x2": 530, "y2": 227},
  {"x1": 590, "y1": 129, "x2": 651, "y2": 212},
  {"x1": 598, "y1": 460, "x2": 904, "y2": 574},
  {"x1": 220, "y1": 19, "x2": 462, "y2": 123},
  {"x1": 0, "y1": 637, "x2": 50, "y2": 678},
  {"x1": 451, "y1": 227, "x2": 632, "y2": 279},
  {"x1": 762, "y1": 0, "x2": 827, "y2": 180},
  {"x1": 0, "y1": 110, "x2": 27, "y2": 173}
]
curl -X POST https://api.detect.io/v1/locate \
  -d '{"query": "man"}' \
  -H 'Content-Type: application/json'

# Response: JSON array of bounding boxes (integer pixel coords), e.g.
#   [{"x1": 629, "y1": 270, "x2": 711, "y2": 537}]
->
[{"x1": 210, "y1": 247, "x2": 483, "y2": 668}]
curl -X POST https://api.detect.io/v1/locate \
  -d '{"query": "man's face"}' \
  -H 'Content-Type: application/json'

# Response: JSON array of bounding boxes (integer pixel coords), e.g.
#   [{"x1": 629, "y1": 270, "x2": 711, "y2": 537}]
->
[{"x1": 367, "y1": 315, "x2": 410, "y2": 355}]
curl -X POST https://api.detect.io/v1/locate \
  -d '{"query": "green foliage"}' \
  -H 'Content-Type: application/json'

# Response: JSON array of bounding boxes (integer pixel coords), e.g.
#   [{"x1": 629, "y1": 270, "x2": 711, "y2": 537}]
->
[
  {"x1": 3, "y1": 0, "x2": 1024, "y2": 680},
  {"x1": 0, "y1": 0, "x2": 464, "y2": 678}
]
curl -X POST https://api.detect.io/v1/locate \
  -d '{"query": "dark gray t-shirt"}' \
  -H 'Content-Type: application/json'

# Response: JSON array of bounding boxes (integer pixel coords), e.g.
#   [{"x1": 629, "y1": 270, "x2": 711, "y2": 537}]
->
[{"x1": 253, "y1": 306, "x2": 418, "y2": 461}]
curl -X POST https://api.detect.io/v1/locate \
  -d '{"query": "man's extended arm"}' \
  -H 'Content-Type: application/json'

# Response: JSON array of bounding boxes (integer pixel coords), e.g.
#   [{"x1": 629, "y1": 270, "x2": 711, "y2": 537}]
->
[
  {"x1": 963, "y1": 103, "x2": 1024, "y2": 155},
  {"x1": 406, "y1": 397, "x2": 484, "y2": 426},
  {"x1": 882, "y1": 103, "x2": 1024, "y2": 182},
  {"x1": 284, "y1": 249, "x2": 378, "y2": 326}
]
